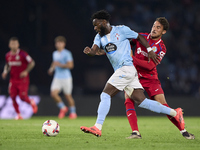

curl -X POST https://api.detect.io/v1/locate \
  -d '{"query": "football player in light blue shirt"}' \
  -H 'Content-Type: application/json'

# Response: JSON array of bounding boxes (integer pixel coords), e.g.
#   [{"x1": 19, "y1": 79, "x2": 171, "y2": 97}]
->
[
  {"x1": 80, "y1": 10, "x2": 184, "y2": 137},
  {"x1": 48, "y1": 36, "x2": 77, "y2": 119}
]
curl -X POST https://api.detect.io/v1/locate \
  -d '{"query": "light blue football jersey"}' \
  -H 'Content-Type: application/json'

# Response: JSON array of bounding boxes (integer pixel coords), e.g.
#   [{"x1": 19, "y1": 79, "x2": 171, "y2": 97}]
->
[
  {"x1": 53, "y1": 49, "x2": 73, "y2": 79},
  {"x1": 93, "y1": 25, "x2": 138, "y2": 71}
]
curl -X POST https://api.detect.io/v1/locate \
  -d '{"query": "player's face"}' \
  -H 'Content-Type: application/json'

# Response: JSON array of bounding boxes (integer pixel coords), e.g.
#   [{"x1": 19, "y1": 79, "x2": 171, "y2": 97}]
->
[
  {"x1": 150, "y1": 21, "x2": 166, "y2": 39},
  {"x1": 55, "y1": 41, "x2": 65, "y2": 50},
  {"x1": 93, "y1": 19, "x2": 107, "y2": 37},
  {"x1": 9, "y1": 40, "x2": 19, "y2": 51}
]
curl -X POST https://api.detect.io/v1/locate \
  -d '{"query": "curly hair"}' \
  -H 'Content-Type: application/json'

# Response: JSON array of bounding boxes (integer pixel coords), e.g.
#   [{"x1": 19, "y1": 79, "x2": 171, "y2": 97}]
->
[
  {"x1": 156, "y1": 17, "x2": 169, "y2": 31},
  {"x1": 91, "y1": 10, "x2": 111, "y2": 21}
]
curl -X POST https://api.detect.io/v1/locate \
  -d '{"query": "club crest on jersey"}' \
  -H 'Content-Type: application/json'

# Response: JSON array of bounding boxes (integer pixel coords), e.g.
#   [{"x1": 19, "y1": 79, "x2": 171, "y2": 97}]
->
[
  {"x1": 152, "y1": 46, "x2": 157, "y2": 52},
  {"x1": 105, "y1": 43, "x2": 117, "y2": 53},
  {"x1": 115, "y1": 33, "x2": 120, "y2": 40},
  {"x1": 15, "y1": 55, "x2": 20, "y2": 60}
]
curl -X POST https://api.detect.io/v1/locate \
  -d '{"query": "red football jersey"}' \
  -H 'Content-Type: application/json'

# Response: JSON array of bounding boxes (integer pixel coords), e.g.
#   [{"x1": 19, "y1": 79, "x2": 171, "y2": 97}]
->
[
  {"x1": 131, "y1": 33, "x2": 166, "y2": 80},
  {"x1": 5, "y1": 49, "x2": 32, "y2": 82}
]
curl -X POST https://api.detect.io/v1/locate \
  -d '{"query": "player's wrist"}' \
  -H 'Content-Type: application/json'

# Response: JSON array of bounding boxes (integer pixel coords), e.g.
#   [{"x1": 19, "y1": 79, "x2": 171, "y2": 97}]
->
[
  {"x1": 147, "y1": 47, "x2": 153, "y2": 53},
  {"x1": 3, "y1": 70, "x2": 8, "y2": 74}
]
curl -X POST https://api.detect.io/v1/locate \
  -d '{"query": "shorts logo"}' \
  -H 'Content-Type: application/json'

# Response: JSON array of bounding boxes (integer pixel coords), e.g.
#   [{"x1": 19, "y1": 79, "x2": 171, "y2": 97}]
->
[
  {"x1": 152, "y1": 46, "x2": 157, "y2": 52},
  {"x1": 119, "y1": 74, "x2": 126, "y2": 79},
  {"x1": 105, "y1": 43, "x2": 117, "y2": 54}
]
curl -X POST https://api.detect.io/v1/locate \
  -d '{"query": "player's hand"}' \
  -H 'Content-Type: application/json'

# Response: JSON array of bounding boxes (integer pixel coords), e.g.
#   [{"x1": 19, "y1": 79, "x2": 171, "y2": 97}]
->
[
  {"x1": 148, "y1": 51, "x2": 160, "y2": 64},
  {"x1": 20, "y1": 71, "x2": 28, "y2": 78},
  {"x1": 48, "y1": 68, "x2": 54, "y2": 75},
  {"x1": 2, "y1": 72, "x2": 7, "y2": 80},
  {"x1": 83, "y1": 46, "x2": 92, "y2": 55},
  {"x1": 53, "y1": 61, "x2": 62, "y2": 67}
]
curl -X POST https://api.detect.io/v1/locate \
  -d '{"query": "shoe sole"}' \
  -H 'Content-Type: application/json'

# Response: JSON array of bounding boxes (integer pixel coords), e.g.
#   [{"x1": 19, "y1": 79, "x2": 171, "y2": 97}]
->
[
  {"x1": 183, "y1": 133, "x2": 195, "y2": 140},
  {"x1": 81, "y1": 128, "x2": 101, "y2": 137}
]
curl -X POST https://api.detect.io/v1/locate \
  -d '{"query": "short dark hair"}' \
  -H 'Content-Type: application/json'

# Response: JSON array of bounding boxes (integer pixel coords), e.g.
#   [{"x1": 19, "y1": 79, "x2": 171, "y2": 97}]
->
[
  {"x1": 91, "y1": 10, "x2": 111, "y2": 21},
  {"x1": 156, "y1": 17, "x2": 169, "y2": 31},
  {"x1": 9, "y1": 37, "x2": 19, "y2": 42},
  {"x1": 54, "y1": 36, "x2": 66, "y2": 44}
]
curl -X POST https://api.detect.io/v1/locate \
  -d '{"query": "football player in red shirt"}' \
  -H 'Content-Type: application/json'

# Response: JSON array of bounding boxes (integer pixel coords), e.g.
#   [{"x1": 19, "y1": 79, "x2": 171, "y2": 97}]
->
[
  {"x1": 1, "y1": 37, "x2": 38, "y2": 120},
  {"x1": 125, "y1": 17, "x2": 194, "y2": 139}
]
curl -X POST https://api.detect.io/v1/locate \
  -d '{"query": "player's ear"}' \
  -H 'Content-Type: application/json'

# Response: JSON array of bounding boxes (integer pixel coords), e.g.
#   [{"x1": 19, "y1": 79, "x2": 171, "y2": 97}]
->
[
  {"x1": 102, "y1": 19, "x2": 107, "y2": 25},
  {"x1": 162, "y1": 30, "x2": 166, "y2": 35}
]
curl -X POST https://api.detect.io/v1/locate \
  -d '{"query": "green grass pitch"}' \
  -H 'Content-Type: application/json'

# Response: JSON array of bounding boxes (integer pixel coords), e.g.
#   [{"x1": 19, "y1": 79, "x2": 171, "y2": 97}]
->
[{"x1": 0, "y1": 116, "x2": 200, "y2": 150}]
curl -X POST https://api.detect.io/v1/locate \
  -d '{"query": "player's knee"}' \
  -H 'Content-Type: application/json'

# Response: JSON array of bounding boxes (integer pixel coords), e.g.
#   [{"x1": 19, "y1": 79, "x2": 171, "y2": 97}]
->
[
  {"x1": 51, "y1": 91, "x2": 58, "y2": 98},
  {"x1": 10, "y1": 94, "x2": 16, "y2": 100},
  {"x1": 130, "y1": 89, "x2": 146, "y2": 105},
  {"x1": 19, "y1": 93, "x2": 27, "y2": 101}
]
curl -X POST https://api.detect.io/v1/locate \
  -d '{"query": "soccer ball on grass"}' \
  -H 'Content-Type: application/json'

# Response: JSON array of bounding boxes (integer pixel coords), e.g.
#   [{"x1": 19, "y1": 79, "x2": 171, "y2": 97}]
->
[{"x1": 42, "y1": 120, "x2": 60, "y2": 136}]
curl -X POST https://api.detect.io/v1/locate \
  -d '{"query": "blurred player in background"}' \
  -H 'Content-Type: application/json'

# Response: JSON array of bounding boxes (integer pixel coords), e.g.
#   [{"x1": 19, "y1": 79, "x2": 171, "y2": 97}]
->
[
  {"x1": 48, "y1": 36, "x2": 77, "y2": 119},
  {"x1": 1, "y1": 37, "x2": 38, "y2": 120},
  {"x1": 125, "y1": 17, "x2": 194, "y2": 139}
]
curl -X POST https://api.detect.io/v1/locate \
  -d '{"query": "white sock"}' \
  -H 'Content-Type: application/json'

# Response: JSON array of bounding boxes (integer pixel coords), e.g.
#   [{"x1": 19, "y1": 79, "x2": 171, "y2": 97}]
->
[
  {"x1": 132, "y1": 130, "x2": 140, "y2": 135},
  {"x1": 95, "y1": 123, "x2": 102, "y2": 130},
  {"x1": 180, "y1": 129, "x2": 186, "y2": 134},
  {"x1": 169, "y1": 109, "x2": 177, "y2": 117}
]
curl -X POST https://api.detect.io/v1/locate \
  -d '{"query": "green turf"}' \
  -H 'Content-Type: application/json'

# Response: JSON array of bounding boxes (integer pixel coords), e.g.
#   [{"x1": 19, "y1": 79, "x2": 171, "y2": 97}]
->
[{"x1": 0, "y1": 116, "x2": 199, "y2": 150}]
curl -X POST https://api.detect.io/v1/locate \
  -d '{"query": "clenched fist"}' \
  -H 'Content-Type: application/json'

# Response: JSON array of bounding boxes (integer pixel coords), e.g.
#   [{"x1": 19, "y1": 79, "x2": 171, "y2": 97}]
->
[{"x1": 83, "y1": 46, "x2": 92, "y2": 54}]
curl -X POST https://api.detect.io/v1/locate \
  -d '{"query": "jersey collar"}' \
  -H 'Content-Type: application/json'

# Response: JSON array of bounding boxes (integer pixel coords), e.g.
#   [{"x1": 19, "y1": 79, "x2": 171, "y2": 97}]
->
[
  {"x1": 10, "y1": 49, "x2": 20, "y2": 55},
  {"x1": 147, "y1": 34, "x2": 162, "y2": 45}
]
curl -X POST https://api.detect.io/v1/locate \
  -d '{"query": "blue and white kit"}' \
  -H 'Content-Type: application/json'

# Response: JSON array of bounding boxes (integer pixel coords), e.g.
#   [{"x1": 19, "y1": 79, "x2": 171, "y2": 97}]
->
[
  {"x1": 51, "y1": 49, "x2": 73, "y2": 94},
  {"x1": 93, "y1": 25, "x2": 143, "y2": 91}
]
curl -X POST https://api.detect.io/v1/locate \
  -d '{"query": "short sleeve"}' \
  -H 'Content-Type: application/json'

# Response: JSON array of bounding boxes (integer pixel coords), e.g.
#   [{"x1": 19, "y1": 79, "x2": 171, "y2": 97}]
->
[
  {"x1": 22, "y1": 51, "x2": 32, "y2": 63},
  {"x1": 121, "y1": 25, "x2": 138, "y2": 39},
  {"x1": 66, "y1": 51, "x2": 73, "y2": 62},
  {"x1": 93, "y1": 34, "x2": 101, "y2": 48},
  {"x1": 52, "y1": 52, "x2": 56, "y2": 61},
  {"x1": 157, "y1": 42, "x2": 166, "y2": 62}
]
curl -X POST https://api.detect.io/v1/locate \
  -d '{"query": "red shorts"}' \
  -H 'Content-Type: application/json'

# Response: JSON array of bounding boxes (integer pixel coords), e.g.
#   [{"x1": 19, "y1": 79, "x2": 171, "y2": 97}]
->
[
  {"x1": 139, "y1": 78, "x2": 164, "y2": 100},
  {"x1": 9, "y1": 80, "x2": 29, "y2": 97}
]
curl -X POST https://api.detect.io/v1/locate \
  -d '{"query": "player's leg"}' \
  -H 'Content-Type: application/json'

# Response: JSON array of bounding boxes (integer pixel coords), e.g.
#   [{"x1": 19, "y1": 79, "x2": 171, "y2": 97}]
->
[
  {"x1": 9, "y1": 82, "x2": 22, "y2": 120},
  {"x1": 124, "y1": 92, "x2": 141, "y2": 139},
  {"x1": 154, "y1": 94, "x2": 195, "y2": 139},
  {"x1": 18, "y1": 81, "x2": 38, "y2": 114},
  {"x1": 80, "y1": 83, "x2": 120, "y2": 137},
  {"x1": 125, "y1": 79, "x2": 184, "y2": 128},
  {"x1": 129, "y1": 89, "x2": 176, "y2": 116},
  {"x1": 51, "y1": 78, "x2": 68, "y2": 119},
  {"x1": 63, "y1": 78, "x2": 77, "y2": 119}
]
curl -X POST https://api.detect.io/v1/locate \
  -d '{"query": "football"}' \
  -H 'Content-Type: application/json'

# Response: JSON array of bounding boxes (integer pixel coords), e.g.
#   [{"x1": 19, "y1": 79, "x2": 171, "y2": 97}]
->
[{"x1": 42, "y1": 120, "x2": 60, "y2": 136}]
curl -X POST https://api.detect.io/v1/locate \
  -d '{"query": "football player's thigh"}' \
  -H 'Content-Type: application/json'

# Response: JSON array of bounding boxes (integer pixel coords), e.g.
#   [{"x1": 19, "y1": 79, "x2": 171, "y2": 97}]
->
[
  {"x1": 51, "y1": 79, "x2": 62, "y2": 93},
  {"x1": 9, "y1": 82, "x2": 18, "y2": 97},
  {"x1": 145, "y1": 82, "x2": 166, "y2": 104},
  {"x1": 62, "y1": 78, "x2": 73, "y2": 95},
  {"x1": 19, "y1": 81, "x2": 29, "y2": 95}
]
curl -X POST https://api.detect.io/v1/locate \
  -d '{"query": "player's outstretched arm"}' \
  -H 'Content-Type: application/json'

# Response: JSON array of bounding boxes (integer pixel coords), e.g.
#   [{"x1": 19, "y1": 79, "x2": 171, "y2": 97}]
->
[
  {"x1": 20, "y1": 60, "x2": 35, "y2": 78},
  {"x1": 2, "y1": 63, "x2": 10, "y2": 80},
  {"x1": 83, "y1": 44, "x2": 100, "y2": 56},
  {"x1": 137, "y1": 34, "x2": 160, "y2": 64},
  {"x1": 95, "y1": 49, "x2": 106, "y2": 56},
  {"x1": 132, "y1": 56, "x2": 156, "y2": 70}
]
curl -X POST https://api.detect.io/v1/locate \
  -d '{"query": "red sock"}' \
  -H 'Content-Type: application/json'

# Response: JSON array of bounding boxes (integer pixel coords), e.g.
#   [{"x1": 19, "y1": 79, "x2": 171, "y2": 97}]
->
[
  {"x1": 163, "y1": 103, "x2": 184, "y2": 131},
  {"x1": 12, "y1": 97, "x2": 20, "y2": 114},
  {"x1": 125, "y1": 98, "x2": 139, "y2": 132}
]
